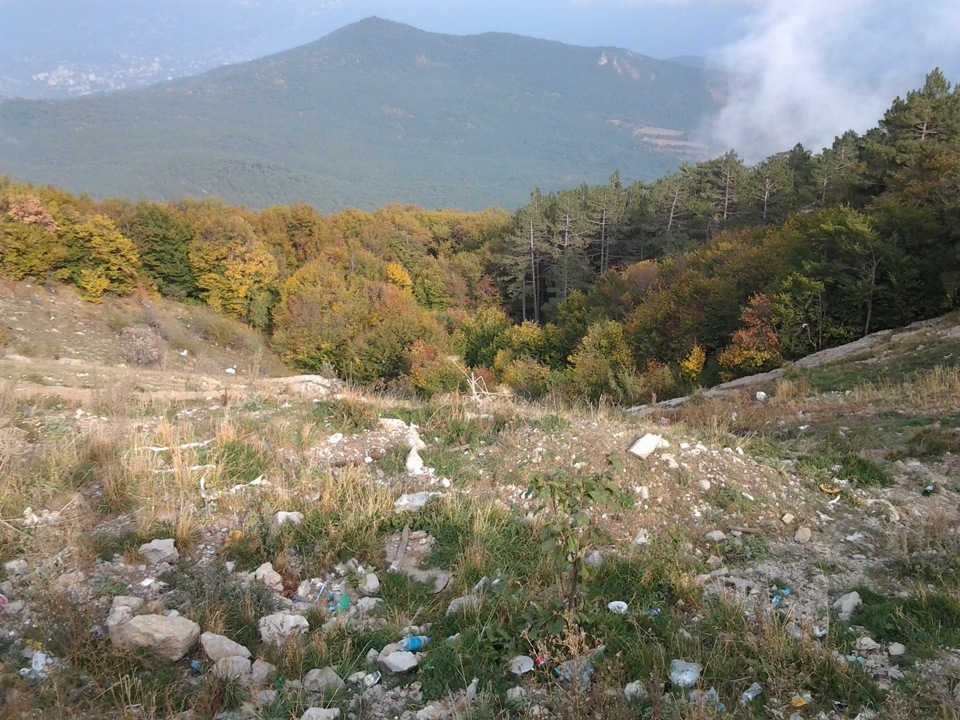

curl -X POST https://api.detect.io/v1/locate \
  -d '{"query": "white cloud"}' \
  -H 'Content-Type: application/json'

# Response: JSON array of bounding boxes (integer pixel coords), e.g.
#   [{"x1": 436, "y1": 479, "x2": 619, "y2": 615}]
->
[{"x1": 701, "y1": 0, "x2": 960, "y2": 161}]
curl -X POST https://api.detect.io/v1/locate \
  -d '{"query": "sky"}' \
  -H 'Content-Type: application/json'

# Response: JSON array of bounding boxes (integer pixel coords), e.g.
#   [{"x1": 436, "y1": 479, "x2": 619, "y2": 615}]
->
[
  {"x1": 260, "y1": 0, "x2": 755, "y2": 59},
  {"x1": 2, "y1": 0, "x2": 959, "y2": 161}
]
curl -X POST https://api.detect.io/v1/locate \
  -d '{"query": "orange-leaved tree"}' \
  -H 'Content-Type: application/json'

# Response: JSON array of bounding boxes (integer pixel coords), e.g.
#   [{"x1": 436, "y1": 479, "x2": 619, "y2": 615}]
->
[{"x1": 717, "y1": 293, "x2": 783, "y2": 381}]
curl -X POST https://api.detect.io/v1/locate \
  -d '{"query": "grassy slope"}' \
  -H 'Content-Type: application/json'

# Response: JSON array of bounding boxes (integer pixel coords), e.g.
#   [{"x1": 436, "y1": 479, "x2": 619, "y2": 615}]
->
[{"x1": 1, "y1": 282, "x2": 959, "y2": 718}]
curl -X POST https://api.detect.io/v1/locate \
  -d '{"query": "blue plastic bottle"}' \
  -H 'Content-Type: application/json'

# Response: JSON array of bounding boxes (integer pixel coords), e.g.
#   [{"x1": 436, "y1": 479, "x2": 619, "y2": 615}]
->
[{"x1": 399, "y1": 636, "x2": 431, "y2": 651}]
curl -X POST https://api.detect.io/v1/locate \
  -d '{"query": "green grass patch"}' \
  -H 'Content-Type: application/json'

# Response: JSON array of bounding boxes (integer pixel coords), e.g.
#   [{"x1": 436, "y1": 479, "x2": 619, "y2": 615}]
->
[
  {"x1": 524, "y1": 413, "x2": 571, "y2": 433},
  {"x1": 800, "y1": 336, "x2": 960, "y2": 392},
  {"x1": 312, "y1": 398, "x2": 379, "y2": 434},
  {"x1": 160, "y1": 563, "x2": 279, "y2": 651},
  {"x1": 901, "y1": 425, "x2": 960, "y2": 459},
  {"x1": 849, "y1": 587, "x2": 960, "y2": 662},
  {"x1": 207, "y1": 439, "x2": 270, "y2": 489},
  {"x1": 410, "y1": 500, "x2": 543, "y2": 584},
  {"x1": 796, "y1": 451, "x2": 893, "y2": 488}
]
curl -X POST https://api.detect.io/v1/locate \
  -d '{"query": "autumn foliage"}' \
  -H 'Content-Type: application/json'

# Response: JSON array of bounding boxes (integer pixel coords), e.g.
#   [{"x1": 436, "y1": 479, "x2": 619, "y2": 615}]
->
[{"x1": 0, "y1": 71, "x2": 958, "y2": 401}]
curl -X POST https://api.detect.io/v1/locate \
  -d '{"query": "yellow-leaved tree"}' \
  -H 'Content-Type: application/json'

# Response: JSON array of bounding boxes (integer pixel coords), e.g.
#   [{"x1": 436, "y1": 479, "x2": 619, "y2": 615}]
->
[
  {"x1": 69, "y1": 214, "x2": 142, "y2": 301},
  {"x1": 187, "y1": 206, "x2": 279, "y2": 330}
]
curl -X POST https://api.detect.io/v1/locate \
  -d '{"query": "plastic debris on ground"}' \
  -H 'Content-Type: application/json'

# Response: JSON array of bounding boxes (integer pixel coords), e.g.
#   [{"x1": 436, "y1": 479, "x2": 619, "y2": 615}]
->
[
  {"x1": 554, "y1": 645, "x2": 605, "y2": 692},
  {"x1": 398, "y1": 636, "x2": 431, "y2": 652},
  {"x1": 668, "y1": 659, "x2": 702, "y2": 688},
  {"x1": 772, "y1": 587, "x2": 793, "y2": 607},
  {"x1": 509, "y1": 655, "x2": 534, "y2": 675},
  {"x1": 739, "y1": 682, "x2": 762, "y2": 705},
  {"x1": 689, "y1": 686, "x2": 724, "y2": 711},
  {"x1": 19, "y1": 651, "x2": 54, "y2": 680}
]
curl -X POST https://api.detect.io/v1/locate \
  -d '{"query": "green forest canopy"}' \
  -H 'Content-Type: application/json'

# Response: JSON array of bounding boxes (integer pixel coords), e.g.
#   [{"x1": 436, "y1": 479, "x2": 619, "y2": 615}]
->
[{"x1": 1, "y1": 69, "x2": 958, "y2": 403}]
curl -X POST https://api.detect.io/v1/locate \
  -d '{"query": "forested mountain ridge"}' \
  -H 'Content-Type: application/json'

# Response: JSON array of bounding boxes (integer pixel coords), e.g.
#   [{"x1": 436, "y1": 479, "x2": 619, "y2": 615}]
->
[
  {"x1": 0, "y1": 17, "x2": 718, "y2": 213},
  {"x1": 1, "y1": 70, "x2": 957, "y2": 404}
]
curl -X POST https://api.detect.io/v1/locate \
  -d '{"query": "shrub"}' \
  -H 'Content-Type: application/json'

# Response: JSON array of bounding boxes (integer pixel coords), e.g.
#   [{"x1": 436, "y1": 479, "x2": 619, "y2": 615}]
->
[
  {"x1": 408, "y1": 340, "x2": 466, "y2": 397},
  {"x1": 118, "y1": 326, "x2": 162, "y2": 366},
  {"x1": 500, "y1": 356, "x2": 553, "y2": 400},
  {"x1": 567, "y1": 320, "x2": 641, "y2": 404}
]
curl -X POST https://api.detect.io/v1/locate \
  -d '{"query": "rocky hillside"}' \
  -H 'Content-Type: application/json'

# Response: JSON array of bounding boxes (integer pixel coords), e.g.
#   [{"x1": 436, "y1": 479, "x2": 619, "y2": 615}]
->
[{"x1": 1, "y1": 280, "x2": 959, "y2": 719}]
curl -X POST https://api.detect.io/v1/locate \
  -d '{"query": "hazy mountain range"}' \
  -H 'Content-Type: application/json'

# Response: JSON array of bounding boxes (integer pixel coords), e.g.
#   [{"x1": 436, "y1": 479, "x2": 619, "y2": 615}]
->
[{"x1": 0, "y1": 18, "x2": 721, "y2": 212}]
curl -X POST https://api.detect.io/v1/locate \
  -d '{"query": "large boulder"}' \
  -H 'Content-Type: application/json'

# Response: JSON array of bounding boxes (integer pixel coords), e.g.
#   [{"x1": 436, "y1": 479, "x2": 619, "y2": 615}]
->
[{"x1": 111, "y1": 614, "x2": 200, "y2": 661}]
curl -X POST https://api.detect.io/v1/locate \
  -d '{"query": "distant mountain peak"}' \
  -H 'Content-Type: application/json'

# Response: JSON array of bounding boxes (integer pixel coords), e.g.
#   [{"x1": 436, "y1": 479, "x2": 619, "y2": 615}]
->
[{"x1": 0, "y1": 19, "x2": 721, "y2": 212}]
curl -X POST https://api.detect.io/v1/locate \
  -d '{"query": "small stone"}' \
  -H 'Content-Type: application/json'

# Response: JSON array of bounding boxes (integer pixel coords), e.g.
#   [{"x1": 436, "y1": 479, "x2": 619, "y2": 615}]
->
[
  {"x1": 300, "y1": 709, "x2": 340, "y2": 720},
  {"x1": 506, "y1": 686, "x2": 527, "y2": 702},
  {"x1": 888, "y1": 666, "x2": 905, "y2": 681},
  {"x1": 273, "y1": 511, "x2": 304, "y2": 526},
  {"x1": 110, "y1": 614, "x2": 200, "y2": 661},
  {"x1": 138, "y1": 538, "x2": 179, "y2": 564},
  {"x1": 624, "y1": 680, "x2": 649, "y2": 702},
  {"x1": 832, "y1": 591, "x2": 862, "y2": 622},
  {"x1": 394, "y1": 491, "x2": 443, "y2": 513},
  {"x1": 446, "y1": 594, "x2": 481, "y2": 616},
  {"x1": 3, "y1": 559, "x2": 28, "y2": 576},
  {"x1": 303, "y1": 666, "x2": 345, "y2": 695},
  {"x1": 359, "y1": 573, "x2": 380, "y2": 596},
  {"x1": 794, "y1": 527, "x2": 812, "y2": 544},
  {"x1": 633, "y1": 529, "x2": 651, "y2": 545},
  {"x1": 355, "y1": 597, "x2": 383, "y2": 614},
  {"x1": 661, "y1": 453, "x2": 680, "y2": 469},
  {"x1": 416, "y1": 706, "x2": 442, "y2": 720},
  {"x1": 113, "y1": 595, "x2": 145, "y2": 611},
  {"x1": 211, "y1": 656, "x2": 252, "y2": 684},
  {"x1": 251, "y1": 659, "x2": 277, "y2": 686},
  {"x1": 259, "y1": 613, "x2": 309, "y2": 645},
  {"x1": 697, "y1": 479, "x2": 711, "y2": 492},
  {"x1": 378, "y1": 651, "x2": 418, "y2": 675},
  {"x1": 781, "y1": 513, "x2": 795, "y2": 525},
  {"x1": 855, "y1": 636, "x2": 880, "y2": 652},
  {"x1": 253, "y1": 562, "x2": 284, "y2": 592},
  {"x1": 201, "y1": 632, "x2": 252, "y2": 662},
  {"x1": 405, "y1": 447, "x2": 425, "y2": 475},
  {"x1": 888, "y1": 642, "x2": 906, "y2": 657},
  {"x1": 256, "y1": 689, "x2": 278, "y2": 705},
  {"x1": 704, "y1": 530, "x2": 726, "y2": 544},
  {"x1": 105, "y1": 606, "x2": 135, "y2": 637}
]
